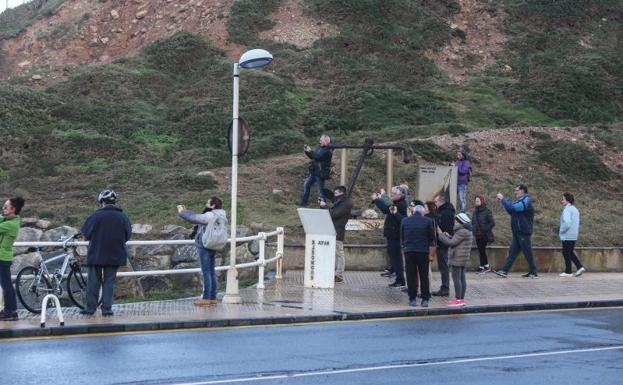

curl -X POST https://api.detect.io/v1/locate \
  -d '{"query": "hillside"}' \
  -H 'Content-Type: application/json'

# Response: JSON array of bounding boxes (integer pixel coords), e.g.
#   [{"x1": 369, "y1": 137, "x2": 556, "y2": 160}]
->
[{"x1": 0, "y1": 0, "x2": 622, "y2": 246}]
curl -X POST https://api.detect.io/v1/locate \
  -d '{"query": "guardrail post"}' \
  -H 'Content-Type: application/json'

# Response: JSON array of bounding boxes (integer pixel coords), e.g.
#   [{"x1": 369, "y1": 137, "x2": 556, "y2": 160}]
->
[
  {"x1": 257, "y1": 232, "x2": 266, "y2": 289},
  {"x1": 276, "y1": 227, "x2": 284, "y2": 279},
  {"x1": 40, "y1": 294, "x2": 64, "y2": 328}
]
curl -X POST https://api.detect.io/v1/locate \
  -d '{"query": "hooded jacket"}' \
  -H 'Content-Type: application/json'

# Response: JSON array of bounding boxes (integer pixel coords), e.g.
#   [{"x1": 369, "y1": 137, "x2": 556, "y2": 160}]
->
[
  {"x1": 472, "y1": 204, "x2": 495, "y2": 242},
  {"x1": 0, "y1": 215, "x2": 20, "y2": 262},
  {"x1": 438, "y1": 222, "x2": 473, "y2": 267},
  {"x1": 81, "y1": 205, "x2": 132, "y2": 266},
  {"x1": 501, "y1": 194, "x2": 534, "y2": 235},
  {"x1": 456, "y1": 152, "x2": 472, "y2": 186},
  {"x1": 559, "y1": 203, "x2": 579, "y2": 241}
]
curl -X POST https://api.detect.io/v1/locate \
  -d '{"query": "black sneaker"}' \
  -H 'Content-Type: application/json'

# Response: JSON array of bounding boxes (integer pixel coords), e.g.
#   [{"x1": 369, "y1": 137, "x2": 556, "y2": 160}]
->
[
  {"x1": 0, "y1": 310, "x2": 18, "y2": 321},
  {"x1": 102, "y1": 311, "x2": 114, "y2": 317},
  {"x1": 380, "y1": 271, "x2": 395, "y2": 277},
  {"x1": 79, "y1": 310, "x2": 95, "y2": 316},
  {"x1": 494, "y1": 270, "x2": 508, "y2": 278},
  {"x1": 389, "y1": 282, "x2": 406, "y2": 288},
  {"x1": 521, "y1": 272, "x2": 538, "y2": 278},
  {"x1": 432, "y1": 290, "x2": 449, "y2": 297}
]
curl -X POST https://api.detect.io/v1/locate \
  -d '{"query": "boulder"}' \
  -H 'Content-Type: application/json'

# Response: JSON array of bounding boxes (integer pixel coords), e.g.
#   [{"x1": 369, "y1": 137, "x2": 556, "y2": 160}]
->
[
  {"x1": 35, "y1": 219, "x2": 51, "y2": 229},
  {"x1": 132, "y1": 223, "x2": 152, "y2": 234},
  {"x1": 116, "y1": 262, "x2": 142, "y2": 298},
  {"x1": 169, "y1": 262, "x2": 202, "y2": 295},
  {"x1": 42, "y1": 226, "x2": 79, "y2": 243},
  {"x1": 131, "y1": 254, "x2": 171, "y2": 272},
  {"x1": 20, "y1": 217, "x2": 38, "y2": 226},
  {"x1": 171, "y1": 245, "x2": 198, "y2": 265},
  {"x1": 11, "y1": 251, "x2": 42, "y2": 274},
  {"x1": 110, "y1": 9, "x2": 119, "y2": 19},
  {"x1": 361, "y1": 209, "x2": 379, "y2": 219},
  {"x1": 14, "y1": 227, "x2": 43, "y2": 255},
  {"x1": 160, "y1": 225, "x2": 188, "y2": 235},
  {"x1": 136, "y1": 10, "x2": 148, "y2": 19}
]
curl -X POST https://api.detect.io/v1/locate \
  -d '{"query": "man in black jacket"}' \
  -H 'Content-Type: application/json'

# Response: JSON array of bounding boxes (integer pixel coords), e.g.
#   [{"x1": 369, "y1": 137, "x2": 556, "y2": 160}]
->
[
  {"x1": 320, "y1": 186, "x2": 353, "y2": 283},
  {"x1": 373, "y1": 186, "x2": 407, "y2": 287},
  {"x1": 298, "y1": 134, "x2": 333, "y2": 206},
  {"x1": 80, "y1": 189, "x2": 132, "y2": 316},
  {"x1": 432, "y1": 194, "x2": 456, "y2": 296}
]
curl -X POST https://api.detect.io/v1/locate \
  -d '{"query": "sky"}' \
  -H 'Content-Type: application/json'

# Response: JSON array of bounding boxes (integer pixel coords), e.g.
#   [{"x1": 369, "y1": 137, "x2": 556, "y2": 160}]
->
[{"x1": 0, "y1": 0, "x2": 29, "y2": 14}]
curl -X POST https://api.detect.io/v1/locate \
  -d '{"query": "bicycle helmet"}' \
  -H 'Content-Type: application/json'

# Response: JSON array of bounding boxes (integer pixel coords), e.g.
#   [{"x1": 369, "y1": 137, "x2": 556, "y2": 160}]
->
[{"x1": 97, "y1": 189, "x2": 117, "y2": 204}]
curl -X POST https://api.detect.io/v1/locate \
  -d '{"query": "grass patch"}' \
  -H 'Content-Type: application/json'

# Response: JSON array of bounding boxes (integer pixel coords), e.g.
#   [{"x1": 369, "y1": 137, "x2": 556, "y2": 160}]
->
[
  {"x1": 0, "y1": 0, "x2": 66, "y2": 38},
  {"x1": 536, "y1": 139, "x2": 612, "y2": 181}
]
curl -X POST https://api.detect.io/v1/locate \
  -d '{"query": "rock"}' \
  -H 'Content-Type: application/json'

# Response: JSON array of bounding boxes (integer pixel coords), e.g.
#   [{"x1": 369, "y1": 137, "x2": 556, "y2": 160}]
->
[
  {"x1": 197, "y1": 171, "x2": 215, "y2": 177},
  {"x1": 14, "y1": 227, "x2": 43, "y2": 255},
  {"x1": 110, "y1": 10, "x2": 119, "y2": 19},
  {"x1": 171, "y1": 245, "x2": 198, "y2": 265},
  {"x1": 136, "y1": 10, "x2": 148, "y2": 19},
  {"x1": 35, "y1": 219, "x2": 51, "y2": 229},
  {"x1": 100, "y1": 37, "x2": 109, "y2": 44},
  {"x1": 20, "y1": 217, "x2": 38, "y2": 226},
  {"x1": 272, "y1": 189, "x2": 283, "y2": 194},
  {"x1": 31, "y1": 74, "x2": 43, "y2": 81},
  {"x1": 169, "y1": 262, "x2": 202, "y2": 295},
  {"x1": 138, "y1": 275, "x2": 171, "y2": 293},
  {"x1": 42, "y1": 226, "x2": 79, "y2": 243},
  {"x1": 132, "y1": 223, "x2": 153, "y2": 234},
  {"x1": 116, "y1": 262, "x2": 142, "y2": 298},
  {"x1": 11, "y1": 251, "x2": 42, "y2": 274},
  {"x1": 17, "y1": 60, "x2": 31, "y2": 68},
  {"x1": 160, "y1": 225, "x2": 188, "y2": 235},
  {"x1": 361, "y1": 209, "x2": 379, "y2": 219},
  {"x1": 131, "y1": 254, "x2": 171, "y2": 272}
]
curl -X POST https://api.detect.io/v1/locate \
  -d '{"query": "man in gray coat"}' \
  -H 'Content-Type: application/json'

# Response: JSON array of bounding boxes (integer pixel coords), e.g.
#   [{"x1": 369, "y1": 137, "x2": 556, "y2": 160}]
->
[{"x1": 320, "y1": 186, "x2": 353, "y2": 283}]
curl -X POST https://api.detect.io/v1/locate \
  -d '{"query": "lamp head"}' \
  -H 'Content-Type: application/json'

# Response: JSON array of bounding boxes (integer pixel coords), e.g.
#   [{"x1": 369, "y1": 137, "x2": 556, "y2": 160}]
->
[{"x1": 239, "y1": 49, "x2": 273, "y2": 69}]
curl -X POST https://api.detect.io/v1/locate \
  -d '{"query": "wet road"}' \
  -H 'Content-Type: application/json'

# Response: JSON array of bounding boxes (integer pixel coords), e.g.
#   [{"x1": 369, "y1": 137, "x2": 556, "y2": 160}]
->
[{"x1": 2, "y1": 308, "x2": 622, "y2": 385}]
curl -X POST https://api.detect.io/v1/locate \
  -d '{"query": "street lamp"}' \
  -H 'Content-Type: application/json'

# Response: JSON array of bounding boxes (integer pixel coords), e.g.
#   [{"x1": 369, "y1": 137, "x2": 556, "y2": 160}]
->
[{"x1": 222, "y1": 49, "x2": 273, "y2": 304}]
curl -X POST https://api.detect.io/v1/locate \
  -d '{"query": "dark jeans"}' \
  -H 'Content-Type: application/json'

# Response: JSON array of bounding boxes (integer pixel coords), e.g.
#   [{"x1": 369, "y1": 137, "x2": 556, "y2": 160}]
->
[
  {"x1": 476, "y1": 237, "x2": 489, "y2": 267},
  {"x1": 501, "y1": 233, "x2": 537, "y2": 274},
  {"x1": 300, "y1": 175, "x2": 326, "y2": 205},
  {"x1": 451, "y1": 265, "x2": 467, "y2": 299},
  {"x1": 562, "y1": 240, "x2": 583, "y2": 274},
  {"x1": 436, "y1": 247, "x2": 449, "y2": 293},
  {"x1": 405, "y1": 252, "x2": 430, "y2": 300},
  {"x1": 387, "y1": 239, "x2": 404, "y2": 284},
  {"x1": 86, "y1": 265, "x2": 118, "y2": 313},
  {"x1": 0, "y1": 260, "x2": 17, "y2": 313},
  {"x1": 198, "y1": 247, "x2": 217, "y2": 300}
]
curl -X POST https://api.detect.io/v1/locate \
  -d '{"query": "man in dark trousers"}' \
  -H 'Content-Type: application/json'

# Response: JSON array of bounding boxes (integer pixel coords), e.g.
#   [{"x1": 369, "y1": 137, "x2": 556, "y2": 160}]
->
[
  {"x1": 320, "y1": 185, "x2": 353, "y2": 283},
  {"x1": 373, "y1": 186, "x2": 408, "y2": 288},
  {"x1": 432, "y1": 194, "x2": 456, "y2": 296},
  {"x1": 400, "y1": 204, "x2": 435, "y2": 307},
  {"x1": 80, "y1": 189, "x2": 132, "y2": 316},
  {"x1": 298, "y1": 134, "x2": 333, "y2": 206}
]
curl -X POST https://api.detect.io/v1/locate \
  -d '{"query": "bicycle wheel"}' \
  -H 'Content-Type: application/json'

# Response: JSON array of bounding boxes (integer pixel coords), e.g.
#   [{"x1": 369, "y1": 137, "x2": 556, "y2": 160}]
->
[
  {"x1": 67, "y1": 264, "x2": 88, "y2": 309},
  {"x1": 15, "y1": 266, "x2": 52, "y2": 314}
]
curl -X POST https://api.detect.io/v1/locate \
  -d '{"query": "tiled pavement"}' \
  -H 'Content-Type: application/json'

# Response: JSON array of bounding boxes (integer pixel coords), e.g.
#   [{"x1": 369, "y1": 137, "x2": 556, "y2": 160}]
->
[{"x1": 1, "y1": 271, "x2": 622, "y2": 338}]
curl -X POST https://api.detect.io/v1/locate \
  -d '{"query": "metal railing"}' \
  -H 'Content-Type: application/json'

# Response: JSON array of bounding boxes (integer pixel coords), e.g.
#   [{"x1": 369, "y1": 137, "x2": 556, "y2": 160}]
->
[{"x1": 4, "y1": 227, "x2": 284, "y2": 306}]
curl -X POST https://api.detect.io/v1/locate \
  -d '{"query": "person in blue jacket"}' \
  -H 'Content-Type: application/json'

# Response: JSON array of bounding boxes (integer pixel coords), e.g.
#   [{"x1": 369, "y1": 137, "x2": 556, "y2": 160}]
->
[
  {"x1": 494, "y1": 184, "x2": 538, "y2": 278},
  {"x1": 559, "y1": 193, "x2": 585, "y2": 277},
  {"x1": 80, "y1": 189, "x2": 132, "y2": 316}
]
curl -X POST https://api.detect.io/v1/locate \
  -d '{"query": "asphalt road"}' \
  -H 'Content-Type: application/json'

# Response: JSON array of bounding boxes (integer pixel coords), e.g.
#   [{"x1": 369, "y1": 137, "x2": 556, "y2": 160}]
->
[{"x1": 2, "y1": 308, "x2": 622, "y2": 385}]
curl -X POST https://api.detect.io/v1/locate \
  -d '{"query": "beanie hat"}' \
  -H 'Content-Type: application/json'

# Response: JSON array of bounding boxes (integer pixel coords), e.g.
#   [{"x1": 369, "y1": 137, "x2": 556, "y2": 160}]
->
[{"x1": 456, "y1": 212, "x2": 471, "y2": 225}]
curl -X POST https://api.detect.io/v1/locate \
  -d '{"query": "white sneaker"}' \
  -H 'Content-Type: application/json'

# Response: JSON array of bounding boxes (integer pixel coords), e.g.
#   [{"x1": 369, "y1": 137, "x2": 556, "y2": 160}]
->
[
  {"x1": 574, "y1": 267, "x2": 586, "y2": 277},
  {"x1": 559, "y1": 272, "x2": 573, "y2": 277}
]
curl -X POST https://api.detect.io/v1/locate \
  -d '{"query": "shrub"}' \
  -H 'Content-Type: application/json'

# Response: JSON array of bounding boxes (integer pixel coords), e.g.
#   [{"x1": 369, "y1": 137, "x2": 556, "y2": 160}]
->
[
  {"x1": 536, "y1": 139, "x2": 612, "y2": 181},
  {"x1": 0, "y1": 0, "x2": 66, "y2": 38}
]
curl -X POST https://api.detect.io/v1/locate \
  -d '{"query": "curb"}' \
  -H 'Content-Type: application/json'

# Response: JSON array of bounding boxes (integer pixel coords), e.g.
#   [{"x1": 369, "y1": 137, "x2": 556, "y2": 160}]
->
[{"x1": 2, "y1": 299, "x2": 623, "y2": 339}]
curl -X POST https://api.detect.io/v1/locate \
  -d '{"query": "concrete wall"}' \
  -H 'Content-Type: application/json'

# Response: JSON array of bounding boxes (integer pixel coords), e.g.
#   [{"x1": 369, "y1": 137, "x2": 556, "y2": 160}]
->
[{"x1": 279, "y1": 244, "x2": 623, "y2": 273}]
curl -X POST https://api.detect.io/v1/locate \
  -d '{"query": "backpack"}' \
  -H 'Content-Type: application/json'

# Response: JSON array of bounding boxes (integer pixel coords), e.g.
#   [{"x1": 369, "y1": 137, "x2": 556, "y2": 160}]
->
[{"x1": 201, "y1": 212, "x2": 229, "y2": 251}]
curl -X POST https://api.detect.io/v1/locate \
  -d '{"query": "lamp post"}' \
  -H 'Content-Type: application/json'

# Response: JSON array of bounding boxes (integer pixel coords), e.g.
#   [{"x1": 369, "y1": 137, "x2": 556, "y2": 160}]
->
[{"x1": 222, "y1": 49, "x2": 273, "y2": 304}]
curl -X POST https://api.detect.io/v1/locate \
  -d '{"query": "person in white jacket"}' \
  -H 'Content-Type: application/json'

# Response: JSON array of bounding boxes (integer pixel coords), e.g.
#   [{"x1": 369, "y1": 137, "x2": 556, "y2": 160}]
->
[
  {"x1": 559, "y1": 193, "x2": 585, "y2": 277},
  {"x1": 177, "y1": 197, "x2": 227, "y2": 306}
]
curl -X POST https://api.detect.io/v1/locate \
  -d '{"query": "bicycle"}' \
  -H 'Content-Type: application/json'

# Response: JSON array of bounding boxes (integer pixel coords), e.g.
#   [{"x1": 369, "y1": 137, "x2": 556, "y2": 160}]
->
[{"x1": 15, "y1": 233, "x2": 90, "y2": 313}]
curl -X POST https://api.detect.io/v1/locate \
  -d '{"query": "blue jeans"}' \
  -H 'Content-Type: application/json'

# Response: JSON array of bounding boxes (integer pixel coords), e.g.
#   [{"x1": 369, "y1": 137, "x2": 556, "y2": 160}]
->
[
  {"x1": 198, "y1": 247, "x2": 217, "y2": 300},
  {"x1": 300, "y1": 175, "x2": 326, "y2": 205},
  {"x1": 457, "y1": 184, "x2": 467, "y2": 213},
  {"x1": 86, "y1": 265, "x2": 118, "y2": 313},
  {"x1": 387, "y1": 238, "x2": 404, "y2": 284},
  {"x1": 501, "y1": 233, "x2": 538, "y2": 274},
  {"x1": 0, "y1": 260, "x2": 17, "y2": 313}
]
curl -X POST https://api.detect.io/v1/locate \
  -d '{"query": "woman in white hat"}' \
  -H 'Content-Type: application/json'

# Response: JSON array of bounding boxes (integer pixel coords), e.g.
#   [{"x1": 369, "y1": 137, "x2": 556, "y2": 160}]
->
[{"x1": 437, "y1": 212, "x2": 474, "y2": 307}]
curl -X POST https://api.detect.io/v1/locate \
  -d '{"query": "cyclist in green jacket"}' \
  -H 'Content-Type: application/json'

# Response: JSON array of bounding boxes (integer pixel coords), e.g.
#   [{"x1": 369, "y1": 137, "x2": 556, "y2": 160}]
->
[{"x1": 0, "y1": 197, "x2": 24, "y2": 321}]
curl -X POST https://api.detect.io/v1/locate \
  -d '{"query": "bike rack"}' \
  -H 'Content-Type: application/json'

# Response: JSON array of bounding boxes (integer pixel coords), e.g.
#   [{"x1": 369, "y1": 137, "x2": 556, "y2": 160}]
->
[{"x1": 40, "y1": 294, "x2": 64, "y2": 328}]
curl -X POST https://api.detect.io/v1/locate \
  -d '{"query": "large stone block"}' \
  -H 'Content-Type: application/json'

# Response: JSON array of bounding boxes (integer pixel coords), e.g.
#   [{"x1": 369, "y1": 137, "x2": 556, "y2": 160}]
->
[
  {"x1": 11, "y1": 251, "x2": 42, "y2": 274},
  {"x1": 14, "y1": 227, "x2": 43, "y2": 255}
]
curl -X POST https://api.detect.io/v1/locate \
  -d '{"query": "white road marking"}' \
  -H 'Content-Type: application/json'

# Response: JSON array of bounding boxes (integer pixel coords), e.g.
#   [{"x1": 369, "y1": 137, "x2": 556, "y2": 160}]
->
[{"x1": 167, "y1": 344, "x2": 623, "y2": 384}]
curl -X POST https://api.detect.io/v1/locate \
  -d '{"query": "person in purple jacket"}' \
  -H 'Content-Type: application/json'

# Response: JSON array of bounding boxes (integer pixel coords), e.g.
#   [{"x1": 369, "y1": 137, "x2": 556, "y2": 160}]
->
[{"x1": 453, "y1": 150, "x2": 472, "y2": 213}]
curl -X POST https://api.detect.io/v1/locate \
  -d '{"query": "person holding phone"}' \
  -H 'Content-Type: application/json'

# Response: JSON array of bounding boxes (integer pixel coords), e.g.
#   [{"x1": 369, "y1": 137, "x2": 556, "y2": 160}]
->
[{"x1": 298, "y1": 135, "x2": 333, "y2": 206}]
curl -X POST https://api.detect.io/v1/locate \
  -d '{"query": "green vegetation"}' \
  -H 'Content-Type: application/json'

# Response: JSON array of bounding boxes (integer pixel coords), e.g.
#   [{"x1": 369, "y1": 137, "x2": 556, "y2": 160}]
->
[
  {"x1": 536, "y1": 139, "x2": 612, "y2": 181},
  {"x1": 0, "y1": 0, "x2": 66, "y2": 38},
  {"x1": 227, "y1": 0, "x2": 282, "y2": 44}
]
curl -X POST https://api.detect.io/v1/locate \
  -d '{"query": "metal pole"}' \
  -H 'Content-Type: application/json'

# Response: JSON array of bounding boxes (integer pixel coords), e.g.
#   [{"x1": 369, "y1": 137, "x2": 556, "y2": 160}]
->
[
  {"x1": 222, "y1": 63, "x2": 242, "y2": 304},
  {"x1": 386, "y1": 149, "x2": 393, "y2": 194},
  {"x1": 257, "y1": 233, "x2": 266, "y2": 289},
  {"x1": 340, "y1": 148, "x2": 348, "y2": 186},
  {"x1": 276, "y1": 227, "x2": 284, "y2": 279}
]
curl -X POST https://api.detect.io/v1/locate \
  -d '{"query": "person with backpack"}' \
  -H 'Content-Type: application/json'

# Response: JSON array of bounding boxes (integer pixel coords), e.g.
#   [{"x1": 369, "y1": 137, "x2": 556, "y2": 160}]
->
[
  {"x1": 178, "y1": 197, "x2": 227, "y2": 306},
  {"x1": 298, "y1": 134, "x2": 333, "y2": 206}
]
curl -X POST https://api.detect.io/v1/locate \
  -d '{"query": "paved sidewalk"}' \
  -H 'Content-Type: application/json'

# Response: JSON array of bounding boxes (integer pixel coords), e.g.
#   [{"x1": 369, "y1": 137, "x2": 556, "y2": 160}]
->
[{"x1": 2, "y1": 271, "x2": 622, "y2": 338}]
